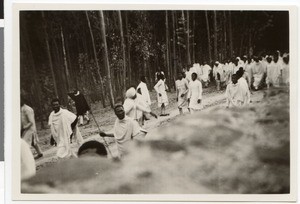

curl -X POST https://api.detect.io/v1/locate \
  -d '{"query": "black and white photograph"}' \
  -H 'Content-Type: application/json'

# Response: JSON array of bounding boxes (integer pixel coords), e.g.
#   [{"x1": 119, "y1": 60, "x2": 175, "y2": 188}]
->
[{"x1": 12, "y1": 4, "x2": 297, "y2": 201}]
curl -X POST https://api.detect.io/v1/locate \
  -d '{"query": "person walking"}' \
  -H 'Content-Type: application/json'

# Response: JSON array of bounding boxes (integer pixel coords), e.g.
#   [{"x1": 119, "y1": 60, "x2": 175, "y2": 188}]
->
[
  {"x1": 154, "y1": 73, "x2": 169, "y2": 116},
  {"x1": 175, "y1": 72, "x2": 189, "y2": 115},
  {"x1": 187, "y1": 73, "x2": 203, "y2": 114},
  {"x1": 48, "y1": 98, "x2": 83, "y2": 158},
  {"x1": 21, "y1": 97, "x2": 43, "y2": 159},
  {"x1": 68, "y1": 89, "x2": 90, "y2": 126}
]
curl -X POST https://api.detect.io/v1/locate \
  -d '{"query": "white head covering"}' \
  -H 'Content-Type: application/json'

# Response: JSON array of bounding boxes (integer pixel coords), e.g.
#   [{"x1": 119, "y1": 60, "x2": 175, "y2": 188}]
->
[{"x1": 126, "y1": 87, "x2": 136, "y2": 99}]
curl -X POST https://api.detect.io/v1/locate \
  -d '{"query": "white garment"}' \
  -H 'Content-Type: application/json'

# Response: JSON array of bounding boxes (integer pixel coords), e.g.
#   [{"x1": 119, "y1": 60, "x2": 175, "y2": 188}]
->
[
  {"x1": 137, "y1": 82, "x2": 151, "y2": 106},
  {"x1": 266, "y1": 61, "x2": 282, "y2": 87},
  {"x1": 238, "y1": 60, "x2": 245, "y2": 70},
  {"x1": 21, "y1": 139, "x2": 36, "y2": 181},
  {"x1": 21, "y1": 104, "x2": 39, "y2": 146},
  {"x1": 225, "y1": 82, "x2": 244, "y2": 107},
  {"x1": 48, "y1": 108, "x2": 83, "y2": 158},
  {"x1": 135, "y1": 93, "x2": 151, "y2": 120},
  {"x1": 282, "y1": 63, "x2": 289, "y2": 85},
  {"x1": 188, "y1": 80, "x2": 203, "y2": 110},
  {"x1": 244, "y1": 63, "x2": 253, "y2": 87},
  {"x1": 123, "y1": 94, "x2": 150, "y2": 121},
  {"x1": 261, "y1": 60, "x2": 268, "y2": 73},
  {"x1": 202, "y1": 64, "x2": 212, "y2": 82},
  {"x1": 238, "y1": 77, "x2": 251, "y2": 105},
  {"x1": 213, "y1": 64, "x2": 225, "y2": 82},
  {"x1": 176, "y1": 78, "x2": 189, "y2": 108},
  {"x1": 185, "y1": 67, "x2": 197, "y2": 82},
  {"x1": 154, "y1": 79, "x2": 169, "y2": 107},
  {"x1": 113, "y1": 116, "x2": 146, "y2": 157},
  {"x1": 251, "y1": 62, "x2": 264, "y2": 88}
]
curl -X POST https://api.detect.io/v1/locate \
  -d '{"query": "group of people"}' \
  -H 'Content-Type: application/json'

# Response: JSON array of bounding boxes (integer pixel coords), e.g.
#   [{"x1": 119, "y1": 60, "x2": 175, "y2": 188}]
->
[
  {"x1": 20, "y1": 50, "x2": 290, "y2": 181},
  {"x1": 177, "y1": 50, "x2": 289, "y2": 108}
]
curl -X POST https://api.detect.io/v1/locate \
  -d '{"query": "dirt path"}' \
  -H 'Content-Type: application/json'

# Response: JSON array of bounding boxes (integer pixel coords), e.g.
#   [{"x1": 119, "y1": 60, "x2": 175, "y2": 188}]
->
[{"x1": 35, "y1": 87, "x2": 265, "y2": 170}]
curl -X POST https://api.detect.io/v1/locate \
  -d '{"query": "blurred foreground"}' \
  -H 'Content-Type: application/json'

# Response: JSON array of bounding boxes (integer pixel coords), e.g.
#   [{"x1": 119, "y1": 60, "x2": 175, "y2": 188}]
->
[{"x1": 22, "y1": 88, "x2": 290, "y2": 194}]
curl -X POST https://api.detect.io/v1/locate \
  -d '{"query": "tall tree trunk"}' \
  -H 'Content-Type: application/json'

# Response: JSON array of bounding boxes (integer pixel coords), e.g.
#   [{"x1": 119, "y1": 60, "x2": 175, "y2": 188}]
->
[
  {"x1": 228, "y1": 11, "x2": 233, "y2": 58},
  {"x1": 165, "y1": 11, "x2": 171, "y2": 86},
  {"x1": 41, "y1": 11, "x2": 58, "y2": 97},
  {"x1": 172, "y1": 11, "x2": 177, "y2": 78},
  {"x1": 205, "y1": 11, "x2": 212, "y2": 63},
  {"x1": 213, "y1": 11, "x2": 218, "y2": 61},
  {"x1": 22, "y1": 17, "x2": 45, "y2": 127},
  {"x1": 186, "y1": 11, "x2": 191, "y2": 65},
  {"x1": 60, "y1": 25, "x2": 70, "y2": 91},
  {"x1": 223, "y1": 11, "x2": 227, "y2": 60},
  {"x1": 125, "y1": 12, "x2": 131, "y2": 87},
  {"x1": 99, "y1": 11, "x2": 115, "y2": 107},
  {"x1": 85, "y1": 11, "x2": 106, "y2": 107},
  {"x1": 176, "y1": 12, "x2": 182, "y2": 68},
  {"x1": 117, "y1": 11, "x2": 127, "y2": 98},
  {"x1": 192, "y1": 11, "x2": 195, "y2": 63}
]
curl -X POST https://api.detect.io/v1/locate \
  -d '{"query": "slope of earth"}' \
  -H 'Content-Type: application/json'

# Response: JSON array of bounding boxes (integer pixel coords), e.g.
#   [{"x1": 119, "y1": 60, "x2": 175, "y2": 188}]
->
[{"x1": 22, "y1": 87, "x2": 290, "y2": 194}]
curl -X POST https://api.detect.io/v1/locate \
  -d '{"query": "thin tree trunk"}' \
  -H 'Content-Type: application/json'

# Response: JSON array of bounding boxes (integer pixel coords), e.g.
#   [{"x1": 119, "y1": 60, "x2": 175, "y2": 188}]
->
[
  {"x1": 99, "y1": 11, "x2": 115, "y2": 107},
  {"x1": 223, "y1": 11, "x2": 227, "y2": 60},
  {"x1": 205, "y1": 11, "x2": 212, "y2": 63},
  {"x1": 186, "y1": 11, "x2": 191, "y2": 65},
  {"x1": 165, "y1": 11, "x2": 171, "y2": 85},
  {"x1": 22, "y1": 17, "x2": 45, "y2": 127},
  {"x1": 41, "y1": 12, "x2": 58, "y2": 98},
  {"x1": 176, "y1": 12, "x2": 182, "y2": 68},
  {"x1": 85, "y1": 11, "x2": 106, "y2": 107},
  {"x1": 172, "y1": 11, "x2": 177, "y2": 78},
  {"x1": 60, "y1": 25, "x2": 70, "y2": 91},
  {"x1": 117, "y1": 11, "x2": 127, "y2": 98},
  {"x1": 125, "y1": 12, "x2": 131, "y2": 87},
  {"x1": 228, "y1": 11, "x2": 233, "y2": 58},
  {"x1": 213, "y1": 11, "x2": 218, "y2": 61},
  {"x1": 192, "y1": 11, "x2": 195, "y2": 63}
]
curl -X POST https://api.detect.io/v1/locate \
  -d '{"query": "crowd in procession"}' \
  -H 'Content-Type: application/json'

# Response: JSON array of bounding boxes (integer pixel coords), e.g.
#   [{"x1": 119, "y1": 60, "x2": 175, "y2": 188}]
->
[{"x1": 20, "y1": 49, "x2": 289, "y2": 181}]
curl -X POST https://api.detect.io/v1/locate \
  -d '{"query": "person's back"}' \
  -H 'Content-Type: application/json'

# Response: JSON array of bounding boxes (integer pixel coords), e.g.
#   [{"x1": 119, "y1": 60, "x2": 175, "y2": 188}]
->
[
  {"x1": 123, "y1": 97, "x2": 136, "y2": 119},
  {"x1": 137, "y1": 80, "x2": 151, "y2": 106},
  {"x1": 21, "y1": 104, "x2": 36, "y2": 133}
]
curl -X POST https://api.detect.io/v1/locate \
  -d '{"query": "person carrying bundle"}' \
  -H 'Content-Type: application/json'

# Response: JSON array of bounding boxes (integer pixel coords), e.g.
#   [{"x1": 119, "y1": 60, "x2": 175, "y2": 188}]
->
[{"x1": 68, "y1": 89, "x2": 90, "y2": 126}]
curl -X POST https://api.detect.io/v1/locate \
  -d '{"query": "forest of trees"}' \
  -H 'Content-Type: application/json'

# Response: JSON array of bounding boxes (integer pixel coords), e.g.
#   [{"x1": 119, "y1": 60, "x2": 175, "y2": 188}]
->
[{"x1": 20, "y1": 10, "x2": 289, "y2": 123}]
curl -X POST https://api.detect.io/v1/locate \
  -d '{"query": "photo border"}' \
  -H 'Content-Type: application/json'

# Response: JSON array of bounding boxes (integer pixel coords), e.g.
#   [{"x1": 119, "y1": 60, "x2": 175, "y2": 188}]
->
[{"x1": 8, "y1": 2, "x2": 298, "y2": 201}]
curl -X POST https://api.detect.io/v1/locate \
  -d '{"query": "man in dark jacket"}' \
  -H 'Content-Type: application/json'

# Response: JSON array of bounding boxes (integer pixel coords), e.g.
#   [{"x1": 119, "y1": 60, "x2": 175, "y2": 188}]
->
[{"x1": 68, "y1": 89, "x2": 90, "y2": 126}]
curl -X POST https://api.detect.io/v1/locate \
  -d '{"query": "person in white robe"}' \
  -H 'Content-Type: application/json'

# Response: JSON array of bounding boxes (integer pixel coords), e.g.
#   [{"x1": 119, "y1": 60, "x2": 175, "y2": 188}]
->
[
  {"x1": 266, "y1": 55, "x2": 282, "y2": 88},
  {"x1": 100, "y1": 104, "x2": 147, "y2": 158},
  {"x1": 137, "y1": 76, "x2": 151, "y2": 106},
  {"x1": 244, "y1": 58, "x2": 253, "y2": 90},
  {"x1": 225, "y1": 74, "x2": 245, "y2": 108},
  {"x1": 236, "y1": 68, "x2": 251, "y2": 105},
  {"x1": 237, "y1": 56, "x2": 245, "y2": 70},
  {"x1": 175, "y1": 72, "x2": 189, "y2": 115},
  {"x1": 187, "y1": 73, "x2": 203, "y2": 113},
  {"x1": 21, "y1": 139, "x2": 36, "y2": 181},
  {"x1": 281, "y1": 55, "x2": 289, "y2": 86},
  {"x1": 21, "y1": 98, "x2": 43, "y2": 159},
  {"x1": 154, "y1": 73, "x2": 169, "y2": 116},
  {"x1": 123, "y1": 87, "x2": 155, "y2": 126},
  {"x1": 213, "y1": 61, "x2": 226, "y2": 91},
  {"x1": 48, "y1": 98, "x2": 83, "y2": 159},
  {"x1": 251, "y1": 57, "x2": 265, "y2": 90},
  {"x1": 202, "y1": 62, "x2": 212, "y2": 88}
]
